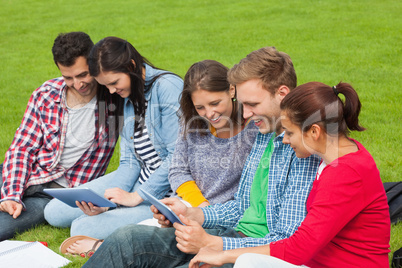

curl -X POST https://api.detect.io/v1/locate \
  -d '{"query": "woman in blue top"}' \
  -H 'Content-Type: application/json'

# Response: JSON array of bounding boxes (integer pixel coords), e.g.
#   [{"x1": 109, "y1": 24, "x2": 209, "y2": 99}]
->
[{"x1": 44, "y1": 37, "x2": 183, "y2": 241}]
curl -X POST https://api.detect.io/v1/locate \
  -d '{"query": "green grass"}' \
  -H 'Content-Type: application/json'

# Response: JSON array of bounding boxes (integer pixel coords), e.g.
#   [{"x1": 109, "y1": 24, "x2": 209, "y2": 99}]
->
[{"x1": 0, "y1": 0, "x2": 401, "y2": 267}]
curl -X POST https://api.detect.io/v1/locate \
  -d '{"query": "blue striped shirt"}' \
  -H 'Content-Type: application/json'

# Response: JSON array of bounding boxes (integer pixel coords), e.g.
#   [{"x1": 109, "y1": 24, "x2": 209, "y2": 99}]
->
[{"x1": 201, "y1": 131, "x2": 321, "y2": 250}]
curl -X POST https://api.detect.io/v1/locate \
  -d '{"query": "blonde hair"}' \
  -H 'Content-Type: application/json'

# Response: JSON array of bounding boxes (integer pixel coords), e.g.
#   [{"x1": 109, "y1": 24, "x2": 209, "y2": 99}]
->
[{"x1": 228, "y1": 46, "x2": 297, "y2": 94}]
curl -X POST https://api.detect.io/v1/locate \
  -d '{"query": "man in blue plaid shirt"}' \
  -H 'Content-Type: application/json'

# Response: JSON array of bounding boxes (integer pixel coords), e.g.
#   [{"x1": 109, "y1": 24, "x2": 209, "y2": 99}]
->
[{"x1": 83, "y1": 47, "x2": 321, "y2": 268}]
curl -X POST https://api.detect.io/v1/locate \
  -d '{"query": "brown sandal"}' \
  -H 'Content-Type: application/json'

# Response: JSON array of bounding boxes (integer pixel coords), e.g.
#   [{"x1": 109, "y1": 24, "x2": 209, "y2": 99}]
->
[{"x1": 60, "y1": 235, "x2": 104, "y2": 258}]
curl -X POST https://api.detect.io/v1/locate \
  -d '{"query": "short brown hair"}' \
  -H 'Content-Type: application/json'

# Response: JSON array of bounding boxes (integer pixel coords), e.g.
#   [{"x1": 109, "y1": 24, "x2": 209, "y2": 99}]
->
[
  {"x1": 52, "y1": 32, "x2": 93, "y2": 67},
  {"x1": 228, "y1": 47, "x2": 297, "y2": 94}
]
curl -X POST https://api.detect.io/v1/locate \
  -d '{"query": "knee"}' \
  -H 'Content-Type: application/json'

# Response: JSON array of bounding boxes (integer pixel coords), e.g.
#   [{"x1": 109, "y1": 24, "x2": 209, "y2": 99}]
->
[
  {"x1": 108, "y1": 224, "x2": 155, "y2": 245},
  {"x1": 43, "y1": 200, "x2": 69, "y2": 227},
  {"x1": 43, "y1": 200, "x2": 54, "y2": 223},
  {"x1": 234, "y1": 253, "x2": 254, "y2": 268},
  {"x1": 113, "y1": 224, "x2": 145, "y2": 240},
  {"x1": 234, "y1": 254, "x2": 279, "y2": 268}
]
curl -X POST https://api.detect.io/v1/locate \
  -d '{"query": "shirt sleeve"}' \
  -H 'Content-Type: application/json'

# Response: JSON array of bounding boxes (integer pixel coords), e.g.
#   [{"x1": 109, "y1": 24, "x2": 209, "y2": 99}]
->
[
  {"x1": 168, "y1": 132, "x2": 194, "y2": 192},
  {"x1": 176, "y1": 181, "x2": 208, "y2": 207},
  {"x1": 1, "y1": 92, "x2": 44, "y2": 203},
  {"x1": 270, "y1": 164, "x2": 365, "y2": 265},
  {"x1": 201, "y1": 199, "x2": 243, "y2": 229}
]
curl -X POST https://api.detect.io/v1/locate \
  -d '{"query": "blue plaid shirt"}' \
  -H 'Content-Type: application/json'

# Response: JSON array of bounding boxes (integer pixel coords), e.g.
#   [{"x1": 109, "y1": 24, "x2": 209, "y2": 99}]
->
[{"x1": 201, "y1": 131, "x2": 321, "y2": 250}]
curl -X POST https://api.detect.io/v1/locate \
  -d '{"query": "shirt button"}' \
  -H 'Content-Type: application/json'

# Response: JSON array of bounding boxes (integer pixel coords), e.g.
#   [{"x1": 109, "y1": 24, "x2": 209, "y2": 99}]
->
[{"x1": 130, "y1": 136, "x2": 133, "y2": 139}]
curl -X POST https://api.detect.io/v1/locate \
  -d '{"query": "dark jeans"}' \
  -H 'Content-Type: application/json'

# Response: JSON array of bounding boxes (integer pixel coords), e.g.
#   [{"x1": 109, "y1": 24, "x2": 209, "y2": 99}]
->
[
  {"x1": 83, "y1": 224, "x2": 241, "y2": 268},
  {"x1": 0, "y1": 163, "x2": 53, "y2": 241}
]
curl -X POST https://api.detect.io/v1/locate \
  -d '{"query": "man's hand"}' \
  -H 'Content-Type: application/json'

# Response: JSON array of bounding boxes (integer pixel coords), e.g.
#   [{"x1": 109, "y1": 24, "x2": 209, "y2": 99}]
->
[
  {"x1": 0, "y1": 200, "x2": 23, "y2": 219},
  {"x1": 173, "y1": 214, "x2": 223, "y2": 254},
  {"x1": 76, "y1": 201, "x2": 107, "y2": 216},
  {"x1": 104, "y1": 188, "x2": 143, "y2": 207},
  {"x1": 189, "y1": 247, "x2": 227, "y2": 268},
  {"x1": 151, "y1": 198, "x2": 188, "y2": 227}
]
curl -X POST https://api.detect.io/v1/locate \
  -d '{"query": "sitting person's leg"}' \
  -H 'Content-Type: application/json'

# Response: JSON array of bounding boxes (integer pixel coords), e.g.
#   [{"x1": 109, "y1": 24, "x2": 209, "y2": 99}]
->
[
  {"x1": 69, "y1": 179, "x2": 153, "y2": 239},
  {"x1": 44, "y1": 165, "x2": 140, "y2": 227},
  {"x1": 234, "y1": 253, "x2": 304, "y2": 268},
  {"x1": 83, "y1": 224, "x2": 242, "y2": 268},
  {"x1": 83, "y1": 225, "x2": 187, "y2": 268},
  {"x1": 0, "y1": 178, "x2": 52, "y2": 241},
  {"x1": 70, "y1": 200, "x2": 153, "y2": 239}
]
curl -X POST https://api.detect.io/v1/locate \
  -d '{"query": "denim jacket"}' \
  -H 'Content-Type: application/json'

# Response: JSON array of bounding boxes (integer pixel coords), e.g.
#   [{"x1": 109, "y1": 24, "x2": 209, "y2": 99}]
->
[{"x1": 119, "y1": 64, "x2": 183, "y2": 199}]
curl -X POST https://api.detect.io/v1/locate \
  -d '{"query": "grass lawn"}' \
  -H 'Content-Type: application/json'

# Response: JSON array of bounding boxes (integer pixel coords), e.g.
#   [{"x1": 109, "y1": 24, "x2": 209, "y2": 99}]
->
[{"x1": 1, "y1": 0, "x2": 401, "y2": 267}]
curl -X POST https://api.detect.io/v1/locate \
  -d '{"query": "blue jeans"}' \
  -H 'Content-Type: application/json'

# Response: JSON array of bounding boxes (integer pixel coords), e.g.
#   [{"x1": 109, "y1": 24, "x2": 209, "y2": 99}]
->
[
  {"x1": 83, "y1": 224, "x2": 240, "y2": 268},
  {"x1": 0, "y1": 164, "x2": 53, "y2": 241},
  {"x1": 44, "y1": 165, "x2": 154, "y2": 239}
]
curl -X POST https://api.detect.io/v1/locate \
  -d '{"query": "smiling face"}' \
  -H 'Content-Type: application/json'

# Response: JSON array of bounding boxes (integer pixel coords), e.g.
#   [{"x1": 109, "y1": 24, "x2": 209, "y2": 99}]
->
[
  {"x1": 94, "y1": 71, "x2": 131, "y2": 98},
  {"x1": 191, "y1": 88, "x2": 234, "y2": 130},
  {"x1": 236, "y1": 78, "x2": 283, "y2": 134},
  {"x1": 281, "y1": 111, "x2": 315, "y2": 158},
  {"x1": 58, "y1": 56, "x2": 97, "y2": 98}
]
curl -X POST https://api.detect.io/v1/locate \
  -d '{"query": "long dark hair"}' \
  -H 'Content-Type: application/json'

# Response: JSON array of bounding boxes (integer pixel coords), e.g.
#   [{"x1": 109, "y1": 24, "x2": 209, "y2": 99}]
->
[
  {"x1": 280, "y1": 81, "x2": 365, "y2": 136},
  {"x1": 180, "y1": 60, "x2": 243, "y2": 136},
  {"x1": 88, "y1": 36, "x2": 176, "y2": 130}
]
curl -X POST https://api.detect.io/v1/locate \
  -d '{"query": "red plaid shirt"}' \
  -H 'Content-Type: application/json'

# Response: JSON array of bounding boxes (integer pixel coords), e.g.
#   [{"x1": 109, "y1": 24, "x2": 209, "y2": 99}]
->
[{"x1": 1, "y1": 78, "x2": 117, "y2": 204}]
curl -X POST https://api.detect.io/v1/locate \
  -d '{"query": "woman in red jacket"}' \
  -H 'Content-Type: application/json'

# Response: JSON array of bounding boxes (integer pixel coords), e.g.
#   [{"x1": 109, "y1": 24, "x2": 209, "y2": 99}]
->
[{"x1": 189, "y1": 82, "x2": 390, "y2": 268}]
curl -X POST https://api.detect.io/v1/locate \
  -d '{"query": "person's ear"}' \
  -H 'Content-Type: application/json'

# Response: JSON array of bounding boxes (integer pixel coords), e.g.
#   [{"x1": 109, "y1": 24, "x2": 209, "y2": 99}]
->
[
  {"x1": 310, "y1": 124, "x2": 321, "y2": 141},
  {"x1": 277, "y1": 85, "x2": 290, "y2": 101},
  {"x1": 229, "y1": 84, "x2": 236, "y2": 98},
  {"x1": 128, "y1": 59, "x2": 136, "y2": 72}
]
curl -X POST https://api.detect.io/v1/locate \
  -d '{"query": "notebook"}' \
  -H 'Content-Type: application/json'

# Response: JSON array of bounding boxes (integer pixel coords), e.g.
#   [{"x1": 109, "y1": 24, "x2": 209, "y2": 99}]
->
[{"x1": 0, "y1": 240, "x2": 70, "y2": 268}]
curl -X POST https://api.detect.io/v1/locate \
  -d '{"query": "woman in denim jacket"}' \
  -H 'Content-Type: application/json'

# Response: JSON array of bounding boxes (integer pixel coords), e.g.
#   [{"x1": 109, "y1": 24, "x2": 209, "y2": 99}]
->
[{"x1": 44, "y1": 37, "x2": 183, "y2": 245}]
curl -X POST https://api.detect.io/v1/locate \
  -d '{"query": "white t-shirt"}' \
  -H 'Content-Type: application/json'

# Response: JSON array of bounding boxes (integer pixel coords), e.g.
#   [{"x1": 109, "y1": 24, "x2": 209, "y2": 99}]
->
[{"x1": 55, "y1": 96, "x2": 96, "y2": 187}]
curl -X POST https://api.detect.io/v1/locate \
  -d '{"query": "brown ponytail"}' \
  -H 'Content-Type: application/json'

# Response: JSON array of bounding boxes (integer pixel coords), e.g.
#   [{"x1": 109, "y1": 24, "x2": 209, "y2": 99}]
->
[
  {"x1": 335, "y1": 82, "x2": 365, "y2": 132},
  {"x1": 280, "y1": 81, "x2": 365, "y2": 136}
]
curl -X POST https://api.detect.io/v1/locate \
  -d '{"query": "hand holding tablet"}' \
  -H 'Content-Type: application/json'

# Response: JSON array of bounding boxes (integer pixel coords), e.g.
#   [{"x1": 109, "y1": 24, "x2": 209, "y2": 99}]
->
[{"x1": 139, "y1": 188, "x2": 185, "y2": 225}]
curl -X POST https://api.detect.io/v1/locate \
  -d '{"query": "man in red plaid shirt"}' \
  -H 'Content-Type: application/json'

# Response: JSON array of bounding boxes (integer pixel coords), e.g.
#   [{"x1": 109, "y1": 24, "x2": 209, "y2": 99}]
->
[{"x1": 0, "y1": 32, "x2": 119, "y2": 241}]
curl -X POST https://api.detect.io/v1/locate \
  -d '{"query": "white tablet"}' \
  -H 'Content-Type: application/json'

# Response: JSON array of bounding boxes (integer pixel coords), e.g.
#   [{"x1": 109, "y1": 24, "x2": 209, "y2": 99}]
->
[
  {"x1": 43, "y1": 188, "x2": 117, "y2": 208},
  {"x1": 139, "y1": 188, "x2": 184, "y2": 225}
]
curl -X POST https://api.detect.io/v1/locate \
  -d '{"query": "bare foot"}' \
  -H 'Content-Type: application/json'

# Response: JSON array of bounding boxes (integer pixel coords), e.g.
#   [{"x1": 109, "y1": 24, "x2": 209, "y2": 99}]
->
[{"x1": 66, "y1": 238, "x2": 103, "y2": 255}]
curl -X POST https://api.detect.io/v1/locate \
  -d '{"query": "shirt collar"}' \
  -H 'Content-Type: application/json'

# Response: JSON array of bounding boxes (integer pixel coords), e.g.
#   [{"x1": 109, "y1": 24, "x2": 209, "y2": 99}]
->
[{"x1": 58, "y1": 80, "x2": 68, "y2": 108}]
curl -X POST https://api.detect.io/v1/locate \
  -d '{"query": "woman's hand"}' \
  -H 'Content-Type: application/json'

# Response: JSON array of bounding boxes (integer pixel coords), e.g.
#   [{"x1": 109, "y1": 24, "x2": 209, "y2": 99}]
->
[
  {"x1": 151, "y1": 198, "x2": 188, "y2": 227},
  {"x1": 76, "y1": 201, "x2": 107, "y2": 216},
  {"x1": 189, "y1": 247, "x2": 226, "y2": 268},
  {"x1": 104, "y1": 188, "x2": 143, "y2": 207}
]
